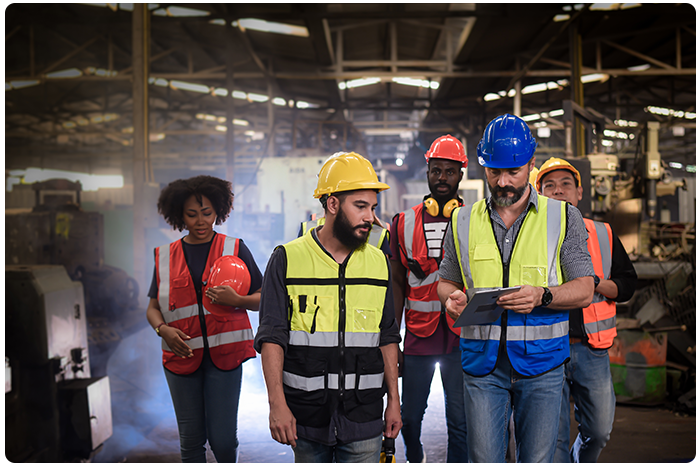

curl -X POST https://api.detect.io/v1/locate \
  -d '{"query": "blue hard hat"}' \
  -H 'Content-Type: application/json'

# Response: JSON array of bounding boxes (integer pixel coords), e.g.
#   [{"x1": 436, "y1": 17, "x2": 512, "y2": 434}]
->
[{"x1": 477, "y1": 114, "x2": 537, "y2": 168}]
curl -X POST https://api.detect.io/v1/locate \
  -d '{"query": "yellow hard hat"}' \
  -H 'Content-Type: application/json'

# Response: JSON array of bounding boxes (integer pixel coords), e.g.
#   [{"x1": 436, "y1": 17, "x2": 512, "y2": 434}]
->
[
  {"x1": 528, "y1": 166, "x2": 540, "y2": 187},
  {"x1": 536, "y1": 157, "x2": 581, "y2": 192},
  {"x1": 314, "y1": 152, "x2": 390, "y2": 199}
]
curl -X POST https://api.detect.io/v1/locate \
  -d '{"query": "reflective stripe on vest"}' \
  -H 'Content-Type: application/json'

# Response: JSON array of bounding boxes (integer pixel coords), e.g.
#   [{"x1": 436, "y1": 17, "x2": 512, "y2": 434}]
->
[
  {"x1": 453, "y1": 195, "x2": 569, "y2": 377},
  {"x1": 398, "y1": 204, "x2": 459, "y2": 336},
  {"x1": 155, "y1": 234, "x2": 255, "y2": 374},
  {"x1": 283, "y1": 371, "x2": 385, "y2": 392},
  {"x1": 162, "y1": 328, "x2": 254, "y2": 352},
  {"x1": 302, "y1": 217, "x2": 387, "y2": 250},
  {"x1": 582, "y1": 218, "x2": 617, "y2": 349},
  {"x1": 289, "y1": 330, "x2": 380, "y2": 347}
]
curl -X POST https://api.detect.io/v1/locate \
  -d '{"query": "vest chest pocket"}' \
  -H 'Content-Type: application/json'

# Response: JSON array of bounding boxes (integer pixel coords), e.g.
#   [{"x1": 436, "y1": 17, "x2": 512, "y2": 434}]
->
[
  {"x1": 472, "y1": 244, "x2": 502, "y2": 287},
  {"x1": 289, "y1": 295, "x2": 334, "y2": 334},
  {"x1": 521, "y1": 265, "x2": 547, "y2": 287},
  {"x1": 170, "y1": 276, "x2": 191, "y2": 310},
  {"x1": 351, "y1": 307, "x2": 379, "y2": 333}
]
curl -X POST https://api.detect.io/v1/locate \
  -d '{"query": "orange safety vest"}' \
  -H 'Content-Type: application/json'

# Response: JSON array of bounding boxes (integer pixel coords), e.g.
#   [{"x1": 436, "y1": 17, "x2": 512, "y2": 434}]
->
[
  {"x1": 155, "y1": 234, "x2": 255, "y2": 374},
  {"x1": 396, "y1": 204, "x2": 459, "y2": 337},
  {"x1": 583, "y1": 218, "x2": 617, "y2": 349}
]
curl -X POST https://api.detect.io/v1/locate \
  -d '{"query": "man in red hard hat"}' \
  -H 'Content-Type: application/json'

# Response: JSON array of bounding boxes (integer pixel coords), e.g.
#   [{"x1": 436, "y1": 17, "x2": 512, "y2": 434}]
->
[{"x1": 389, "y1": 135, "x2": 468, "y2": 463}]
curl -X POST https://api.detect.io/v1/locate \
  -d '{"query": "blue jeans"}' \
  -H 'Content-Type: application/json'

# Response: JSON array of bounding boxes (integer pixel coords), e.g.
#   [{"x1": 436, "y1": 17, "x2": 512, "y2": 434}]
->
[
  {"x1": 164, "y1": 353, "x2": 242, "y2": 463},
  {"x1": 401, "y1": 348, "x2": 468, "y2": 462},
  {"x1": 293, "y1": 435, "x2": 382, "y2": 463},
  {"x1": 555, "y1": 342, "x2": 616, "y2": 463},
  {"x1": 463, "y1": 355, "x2": 564, "y2": 463}
]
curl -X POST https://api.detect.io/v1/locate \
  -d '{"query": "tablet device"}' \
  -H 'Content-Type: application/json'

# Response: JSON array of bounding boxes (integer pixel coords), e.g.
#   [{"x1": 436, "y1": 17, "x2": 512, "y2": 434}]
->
[{"x1": 452, "y1": 287, "x2": 521, "y2": 327}]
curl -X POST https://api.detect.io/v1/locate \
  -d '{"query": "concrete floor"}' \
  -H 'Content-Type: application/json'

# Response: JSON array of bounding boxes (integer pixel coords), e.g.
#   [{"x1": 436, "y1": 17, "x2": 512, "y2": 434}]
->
[{"x1": 92, "y1": 323, "x2": 696, "y2": 463}]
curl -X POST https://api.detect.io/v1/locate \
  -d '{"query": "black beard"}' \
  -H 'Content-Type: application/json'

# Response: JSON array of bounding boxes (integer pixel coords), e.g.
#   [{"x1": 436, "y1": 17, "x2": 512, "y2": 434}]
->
[
  {"x1": 488, "y1": 180, "x2": 528, "y2": 207},
  {"x1": 428, "y1": 180, "x2": 459, "y2": 205},
  {"x1": 333, "y1": 204, "x2": 371, "y2": 251}
]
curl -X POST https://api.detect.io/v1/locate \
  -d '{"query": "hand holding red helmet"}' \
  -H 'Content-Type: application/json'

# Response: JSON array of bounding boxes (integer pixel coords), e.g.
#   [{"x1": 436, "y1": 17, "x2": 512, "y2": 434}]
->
[{"x1": 203, "y1": 255, "x2": 251, "y2": 317}]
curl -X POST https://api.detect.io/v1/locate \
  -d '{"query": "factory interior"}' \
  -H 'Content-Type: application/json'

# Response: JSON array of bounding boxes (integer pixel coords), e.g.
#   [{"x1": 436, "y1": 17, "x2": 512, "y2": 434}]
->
[{"x1": 4, "y1": 3, "x2": 696, "y2": 463}]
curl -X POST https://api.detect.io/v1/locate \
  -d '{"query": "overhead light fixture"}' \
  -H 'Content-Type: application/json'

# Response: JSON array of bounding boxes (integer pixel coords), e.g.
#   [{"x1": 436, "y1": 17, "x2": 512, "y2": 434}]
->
[
  {"x1": 247, "y1": 92, "x2": 269, "y2": 102},
  {"x1": 581, "y1": 73, "x2": 609, "y2": 83},
  {"x1": 553, "y1": 14, "x2": 570, "y2": 22},
  {"x1": 627, "y1": 63, "x2": 651, "y2": 72},
  {"x1": 234, "y1": 18, "x2": 309, "y2": 37},
  {"x1": 646, "y1": 106, "x2": 696, "y2": 120},
  {"x1": 521, "y1": 114, "x2": 541, "y2": 122},
  {"x1": 152, "y1": 6, "x2": 210, "y2": 17},
  {"x1": 591, "y1": 3, "x2": 641, "y2": 10},
  {"x1": 669, "y1": 162, "x2": 684, "y2": 169},
  {"x1": 46, "y1": 68, "x2": 83, "y2": 79},
  {"x1": 614, "y1": 119, "x2": 638, "y2": 127},
  {"x1": 484, "y1": 93, "x2": 501, "y2": 102},
  {"x1": 170, "y1": 80, "x2": 210, "y2": 93},
  {"x1": 272, "y1": 97, "x2": 286, "y2": 106},
  {"x1": 601, "y1": 140, "x2": 613, "y2": 147},
  {"x1": 549, "y1": 109, "x2": 565, "y2": 117},
  {"x1": 537, "y1": 127, "x2": 551, "y2": 138},
  {"x1": 686, "y1": 165, "x2": 696, "y2": 173},
  {"x1": 7, "y1": 80, "x2": 40, "y2": 90},
  {"x1": 296, "y1": 101, "x2": 319, "y2": 109},
  {"x1": 149, "y1": 77, "x2": 169, "y2": 87},
  {"x1": 392, "y1": 77, "x2": 439, "y2": 89},
  {"x1": 338, "y1": 78, "x2": 381, "y2": 90}
]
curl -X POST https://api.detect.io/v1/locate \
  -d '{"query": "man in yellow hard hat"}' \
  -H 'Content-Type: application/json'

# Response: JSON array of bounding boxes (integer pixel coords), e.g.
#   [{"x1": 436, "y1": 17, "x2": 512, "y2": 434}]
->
[
  {"x1": 536, "y1": 157, "x2": 637, "y2": 463},
  {"x1": 254, "y1": 152, "x2": 402, "y2": 462}
]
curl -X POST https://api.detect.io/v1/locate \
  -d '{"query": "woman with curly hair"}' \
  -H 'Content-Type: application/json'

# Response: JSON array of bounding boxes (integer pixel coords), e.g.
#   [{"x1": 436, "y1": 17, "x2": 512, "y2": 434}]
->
[{"x1": 146, "y1": 175, "x2": 262, "y2": 463}]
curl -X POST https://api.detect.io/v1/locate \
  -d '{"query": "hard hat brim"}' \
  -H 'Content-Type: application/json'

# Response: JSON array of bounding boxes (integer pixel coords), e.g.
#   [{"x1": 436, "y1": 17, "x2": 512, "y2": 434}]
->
[{"x1": 314, "y1": 181, "x2": 390, "y2": 198}]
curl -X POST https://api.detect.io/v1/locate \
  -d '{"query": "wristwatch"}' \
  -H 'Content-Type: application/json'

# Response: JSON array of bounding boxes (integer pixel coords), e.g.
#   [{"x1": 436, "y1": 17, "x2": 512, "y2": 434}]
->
[
  {"x1": 593, "y1": 274, "x2": 601, "y2": 288},
  {"x1": 541, "y1": 287, "x2": 553, "y2": 307}
]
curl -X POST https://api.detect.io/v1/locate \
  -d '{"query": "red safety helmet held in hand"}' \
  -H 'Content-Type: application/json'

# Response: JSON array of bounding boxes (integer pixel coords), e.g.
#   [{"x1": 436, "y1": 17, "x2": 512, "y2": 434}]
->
[
  {"x1": 425, "y1": 135, "x2": 468, "y2": 168},
  {"x1": 203, "y1": 255, "x2": 251, "y2": 317}
]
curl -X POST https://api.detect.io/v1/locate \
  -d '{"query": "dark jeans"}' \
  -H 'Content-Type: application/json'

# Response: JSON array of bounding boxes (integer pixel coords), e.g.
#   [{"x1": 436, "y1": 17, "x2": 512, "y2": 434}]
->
[
  {"x1": 400, "y1": 348, "x2": 468, "y2": 462},
  {"x1": 164, "y1": 353, "x2": 242, "y2": 462}
]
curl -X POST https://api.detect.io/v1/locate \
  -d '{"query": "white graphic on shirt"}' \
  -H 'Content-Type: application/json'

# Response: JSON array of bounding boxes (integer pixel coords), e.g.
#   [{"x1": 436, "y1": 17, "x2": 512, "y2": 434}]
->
[{"x1": 424, "y1": 222, "x2": 448, "y2": 258}]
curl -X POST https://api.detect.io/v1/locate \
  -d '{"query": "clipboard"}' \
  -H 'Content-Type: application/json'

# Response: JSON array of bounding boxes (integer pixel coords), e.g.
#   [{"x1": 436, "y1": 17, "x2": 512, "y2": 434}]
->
[{"x1": 452, "y1": 287, "x2": 521, "y2": 327}]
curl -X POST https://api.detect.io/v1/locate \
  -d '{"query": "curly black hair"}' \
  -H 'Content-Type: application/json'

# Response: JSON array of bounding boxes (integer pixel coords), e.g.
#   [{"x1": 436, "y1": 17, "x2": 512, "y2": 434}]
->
[{"x1": 157, "y1": 175, "x2": 234, "y2": 231}]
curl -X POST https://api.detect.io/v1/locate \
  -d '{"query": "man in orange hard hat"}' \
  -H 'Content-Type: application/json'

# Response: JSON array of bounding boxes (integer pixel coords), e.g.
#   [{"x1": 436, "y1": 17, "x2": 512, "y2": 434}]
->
[
  {"x1": 536, "y1": 157, "x2": 637, "y2": 463},
  {"x1": 255, "y1": 152, "x2": 402, "y2": 462},
  {"x1": 390, "y1": 135, "x2": 468, "y2": 463}
]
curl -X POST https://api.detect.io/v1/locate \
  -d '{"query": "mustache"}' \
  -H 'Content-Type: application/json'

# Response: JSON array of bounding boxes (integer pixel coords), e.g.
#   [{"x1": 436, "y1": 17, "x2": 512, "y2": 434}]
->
[
  {"x1": 493, "y1": 185, "x2": 520, "y2": 195},
  {"x1": 355, "y1": 222, "x2": 372, "y2": 230}
]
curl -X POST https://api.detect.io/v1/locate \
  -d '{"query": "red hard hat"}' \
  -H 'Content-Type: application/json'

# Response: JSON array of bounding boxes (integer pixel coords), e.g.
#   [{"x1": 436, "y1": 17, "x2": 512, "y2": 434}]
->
[
  {"x1": 203, "y1": 255, "x2": 251, "y2": 317},
  {"x1": 425, "y1": 135, "x2": 468, "y2": 168}
]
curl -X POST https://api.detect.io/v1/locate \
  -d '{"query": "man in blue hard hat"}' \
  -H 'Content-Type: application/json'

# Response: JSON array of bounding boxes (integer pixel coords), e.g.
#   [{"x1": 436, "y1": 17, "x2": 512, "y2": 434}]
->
[{"x1": 436, "y1": 114, "x2": 596, "y2": 462}]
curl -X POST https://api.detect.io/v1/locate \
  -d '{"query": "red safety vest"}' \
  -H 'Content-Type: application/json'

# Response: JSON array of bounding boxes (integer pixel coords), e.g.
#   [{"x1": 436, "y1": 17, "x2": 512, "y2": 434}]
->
[
  {"x1": 396, "y1": 204, "x2": 459, "y2": 337},
  {"x1": 583, "y1": 218, "x2": 617, "y2": 349},
  {"x1": 155, "y1": 234, "x2": 255, "y2": 374}
]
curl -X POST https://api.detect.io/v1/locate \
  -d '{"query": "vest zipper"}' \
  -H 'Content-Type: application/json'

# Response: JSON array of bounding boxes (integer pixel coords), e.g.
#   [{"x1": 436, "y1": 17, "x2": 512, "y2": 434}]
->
[{"x1": 338, "y1": 262, "x2": 347, "y2": 398}]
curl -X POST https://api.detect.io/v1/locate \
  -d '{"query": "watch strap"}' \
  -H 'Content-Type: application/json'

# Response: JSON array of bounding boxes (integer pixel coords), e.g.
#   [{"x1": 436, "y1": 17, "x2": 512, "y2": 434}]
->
[{"x1": 155, "y1": 322, "x2": 167, "y2": 335}]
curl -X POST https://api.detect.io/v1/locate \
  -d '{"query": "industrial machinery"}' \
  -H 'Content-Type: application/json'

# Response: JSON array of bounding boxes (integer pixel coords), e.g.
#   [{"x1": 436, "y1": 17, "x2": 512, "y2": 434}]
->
[
  {"x1": 6, "y1": 265, "x2": 113, "y2": 461},
  {"x1": 5, "y1": 177, "x2": 144, "y2": 461},
  {"x1": 5, "y1": 179, "x2": 145, "y2": 377},
  {"x1": 563, "y1": 102, "x2": 695, "y2": 411}
]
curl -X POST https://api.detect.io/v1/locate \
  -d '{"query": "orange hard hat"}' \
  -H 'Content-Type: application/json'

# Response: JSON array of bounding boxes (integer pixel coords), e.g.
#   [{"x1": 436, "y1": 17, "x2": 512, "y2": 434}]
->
[
  {"x1": 425, "y1": 135, "x2": 468, "y2": 168},
  {"x1": 203, "y1": 255, "x2": 251, "y2": 317}
]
